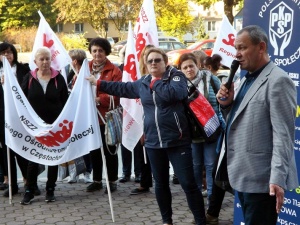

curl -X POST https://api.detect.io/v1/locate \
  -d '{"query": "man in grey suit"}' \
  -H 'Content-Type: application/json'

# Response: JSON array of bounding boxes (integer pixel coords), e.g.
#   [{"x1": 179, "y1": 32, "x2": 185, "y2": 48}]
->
[{"x1": 217, "y1": 25, "x2": 299, "y2": 225}]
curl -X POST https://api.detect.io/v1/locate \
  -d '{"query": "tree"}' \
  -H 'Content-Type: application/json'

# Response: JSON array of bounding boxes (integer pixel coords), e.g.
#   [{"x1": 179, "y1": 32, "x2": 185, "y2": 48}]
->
[
  {"x1": 105, "y1": 0, "x2": 140, "y2": 39},
  {"x1": 0, "y1": 0, "x2": 57, "y2": 30},
  {"x1": 191, "y1": 17, "x2": 209, "y2": 40},
  {"x1": 52, "y1": 0, "x2": 141, "y2": 38},
  {"x1": 192, "y1": 0, "x2": 243, "y2": 24},
  {"x1": 155, "y1": 0, "x2": 194, "y2": 41}
]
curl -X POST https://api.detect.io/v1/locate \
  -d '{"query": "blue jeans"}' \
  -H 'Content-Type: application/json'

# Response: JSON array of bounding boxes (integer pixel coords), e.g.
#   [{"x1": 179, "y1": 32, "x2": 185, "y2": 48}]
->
[
  {"x1": 146, "y1": 146, "x2": 206, "y2": 225},
  {"x1": 192, "y1": 141, "x2": 217, "y2": 198},
  {"x1": 238, "y1": 192, "x2": 277, "y2": 225}
]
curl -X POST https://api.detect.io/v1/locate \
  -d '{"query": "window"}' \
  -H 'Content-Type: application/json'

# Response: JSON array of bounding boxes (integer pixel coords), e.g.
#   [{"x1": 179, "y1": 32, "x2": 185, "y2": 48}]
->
[
  {"x1": 207, "y1": 21, "x2": 216, "y2": 31},
  {"x1": 173, "y1": 42, "x2": 186, "y2": 50},
  {"x1": 158, "y1": 42, "x2": 171, "y2": 50},
  {"x1": 201, "y1": 42, "x2": 214, "y2": 49},
  {"x1": 74, "y1": 23, "x2": 84, "y2": 33},
  {"x1": 56, "y1": 24, "x2": 63, "y2": 33},
  {"x1": 121, "y1": 23, "x2": 128, "y2": 31}
]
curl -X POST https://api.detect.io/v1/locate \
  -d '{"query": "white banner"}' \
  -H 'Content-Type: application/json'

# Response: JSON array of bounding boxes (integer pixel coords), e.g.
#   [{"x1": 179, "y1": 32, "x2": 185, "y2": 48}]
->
[
  {"x1": 121, "y1": 0, "x2": 159, "y2": 150},
  {"x1": 134, "y1": 0, "x2": 159, "y2": 60},
  {"x1": 4, "y1": 58, "x2": 101, "y2": 165},
  {"x1": 121, "y1": 22, "x2": 143, "y2": 124},
  {"x1": 29, "y1": 11, "x2": 72, "y2": 76},
  {"x1": 211, "y1": 15, "x2": 237, "y2": 68},
  {"x1": 121, "y1": 22, "x2": 144, "y2": 150}
]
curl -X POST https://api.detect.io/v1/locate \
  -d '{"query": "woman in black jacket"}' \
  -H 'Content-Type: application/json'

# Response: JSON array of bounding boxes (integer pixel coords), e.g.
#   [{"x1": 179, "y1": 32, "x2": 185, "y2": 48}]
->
[
  {"x1": 20, "y1": 47, "x2": 68, "y2": 205},
  {"x1": 0, "y1": 42, "x2": 31, "y2": 197}
]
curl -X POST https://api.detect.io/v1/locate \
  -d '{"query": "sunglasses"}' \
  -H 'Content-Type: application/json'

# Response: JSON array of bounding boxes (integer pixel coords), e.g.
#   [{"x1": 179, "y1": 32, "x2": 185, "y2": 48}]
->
[{"x1": 147, "y1": 58, "x2": 162, "y2": 64}]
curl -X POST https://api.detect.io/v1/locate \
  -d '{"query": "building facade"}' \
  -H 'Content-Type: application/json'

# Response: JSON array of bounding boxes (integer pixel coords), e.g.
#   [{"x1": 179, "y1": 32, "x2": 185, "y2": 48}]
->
[{"x1": 55, "y1": 1, "x2": 240, "y2": 43}]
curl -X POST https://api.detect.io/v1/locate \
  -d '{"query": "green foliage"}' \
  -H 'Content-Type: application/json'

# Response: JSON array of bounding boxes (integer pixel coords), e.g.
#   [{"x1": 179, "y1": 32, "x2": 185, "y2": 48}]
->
[
  {"x1": 155, "y1": 0, "x2": 194, "y2": 41},
  {"x1": 193, "y1": 0, "x2": 218, "y2": 8},
  {"x1": 193, "y1": 17, "x2": 209, "y2": 40},
  {"x1": 59, "y1": 33, "x2": 88, "y2": 50},
  {"x1": 1, "y1": 27, "x2": 37, "y2": 52},
  {"x1": 105, "y1": 0, "x2": 140, "y2": 38},
  {"x1": 192, "y1": 0, "x2": 244, "y2": 24},
  {"x1": 1, "y1": 27, "x2": 87, "y2": 52},
  {"x1": 0, "y1": 0, "x2": 57, "y2": 30},
  {"x1": 53, "y1": 0, "x2": 141, "y2": 38},
  {"x1": 192, "y1": 0, "x2": 243, "y2": 8}
]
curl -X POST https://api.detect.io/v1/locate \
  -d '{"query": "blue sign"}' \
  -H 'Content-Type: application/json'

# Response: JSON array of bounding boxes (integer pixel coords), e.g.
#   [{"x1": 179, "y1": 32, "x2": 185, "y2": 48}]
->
[{"x1": 235, "y1": 0, "x2": 300, "y2": 224}]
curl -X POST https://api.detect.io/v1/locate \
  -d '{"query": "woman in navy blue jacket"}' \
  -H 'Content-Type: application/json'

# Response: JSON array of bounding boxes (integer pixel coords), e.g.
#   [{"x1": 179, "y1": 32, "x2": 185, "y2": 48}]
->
[{"x1": 88, "y1": 48, "x2": 206, "y2": 225}]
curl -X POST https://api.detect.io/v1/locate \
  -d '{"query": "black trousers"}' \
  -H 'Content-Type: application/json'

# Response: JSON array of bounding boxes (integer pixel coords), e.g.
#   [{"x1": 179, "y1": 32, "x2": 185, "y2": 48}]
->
[
  {"x1": 137, "y1": 142, "x2": 152, "y2": 188},
  {"x1": 0, "y1": 146, "x2": 28, "y2": 187},
  {"x1": 90, "y1": 125, "x2": 118, "y2": 182},
  {"x1": 207, "y1": 152, "x2": 226, "y2": 218},
  {"x1": 26, "y1": 162, "x2": 58, "y2": 191},
  {"x1": 120, "y1": 144, "x2": 141, "y2": 177},
  {"x1": 238, "y1": 192, "x2": 277, "y2": 225}
]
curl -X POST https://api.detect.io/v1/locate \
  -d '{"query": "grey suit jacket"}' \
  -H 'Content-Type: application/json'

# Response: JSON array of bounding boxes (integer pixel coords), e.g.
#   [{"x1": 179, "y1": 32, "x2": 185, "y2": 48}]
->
[{"x1": 224, "y1": 61, "x2": 298, "y2": 193}]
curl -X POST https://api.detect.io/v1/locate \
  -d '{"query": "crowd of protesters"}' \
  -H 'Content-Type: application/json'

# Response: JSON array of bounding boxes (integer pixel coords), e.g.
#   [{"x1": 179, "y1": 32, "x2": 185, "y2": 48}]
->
[{"x1": 0, "y1": 24, "x2": 298, "y2": 225}]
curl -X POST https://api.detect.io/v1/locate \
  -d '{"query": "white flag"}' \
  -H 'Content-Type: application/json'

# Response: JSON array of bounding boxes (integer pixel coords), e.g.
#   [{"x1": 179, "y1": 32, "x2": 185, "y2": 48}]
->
[
  {"x1": 121, "y1": 110, "x2": 143, "y2": 151},
  {"x1": 29, "y1": 11, "x2": 72, "y2": 79},
  {"x1": 211, "y1": 15, "x2": 237, "y2": 68},
  {"x1": 121, "y1": 22, "x2": 143, "y2": 124},
  {"x1": 121, "y1": 0, "x2": 159, "y2": 150},
  {"x1": 134, "y1": 0, "x2": 159, "y2": 60},
  {"x1": 121, "y1": 22, "x2": 144, "y2": 150},
  {"x1": 4, "y1": 58, "x2": 101, "y2": 165}
]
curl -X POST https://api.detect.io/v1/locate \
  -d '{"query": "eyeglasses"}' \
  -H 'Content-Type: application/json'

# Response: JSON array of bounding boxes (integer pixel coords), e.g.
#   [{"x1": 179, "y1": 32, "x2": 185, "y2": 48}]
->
[
  {"x1": 147, "y1": 58, "x2": 162, "y2": 64},
  {"x1": 0, "y1": 50, "x2": 13, "y2": 56}
]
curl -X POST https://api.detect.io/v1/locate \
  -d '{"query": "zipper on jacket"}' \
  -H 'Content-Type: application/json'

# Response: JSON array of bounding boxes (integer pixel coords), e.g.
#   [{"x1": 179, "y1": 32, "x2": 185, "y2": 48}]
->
[
  {"x1": 153, "y1": 91, "x2": 163, "y2": 147},
  {"x1": 173, "y1": 112, "x2": 183, "y2": 139}
]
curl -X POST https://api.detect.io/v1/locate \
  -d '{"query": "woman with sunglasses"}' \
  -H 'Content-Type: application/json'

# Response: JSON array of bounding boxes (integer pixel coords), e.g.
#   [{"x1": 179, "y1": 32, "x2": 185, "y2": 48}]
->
[{"x1": 87, "y1": 47, "x2": 206, "y2": 225}]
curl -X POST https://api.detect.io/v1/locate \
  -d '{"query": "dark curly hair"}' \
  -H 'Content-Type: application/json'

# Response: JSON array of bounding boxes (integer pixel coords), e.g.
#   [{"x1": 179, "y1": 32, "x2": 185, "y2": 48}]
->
[
  {"x1": 88, "y1": 37, "x2": 111, "y2": 55},
  {"x1": 204, "y1": 54, "x2": 222, "y2": 71}
]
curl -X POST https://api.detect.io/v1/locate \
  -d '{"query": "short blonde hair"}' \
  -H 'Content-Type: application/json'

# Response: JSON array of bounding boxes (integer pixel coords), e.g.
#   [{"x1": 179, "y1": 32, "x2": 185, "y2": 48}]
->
[
  {"x1": 69, "y1": 49, "x2": 87, "y2": 66},
  {"x1": 145, "y1": 48, "x2": 168, "y2": 65},
  {"x1": 139, "y1": 44, "x2": 155, "y2": 75},
  {"x1": 34, "y1": 47, "x2": 51, "y2": 59}
]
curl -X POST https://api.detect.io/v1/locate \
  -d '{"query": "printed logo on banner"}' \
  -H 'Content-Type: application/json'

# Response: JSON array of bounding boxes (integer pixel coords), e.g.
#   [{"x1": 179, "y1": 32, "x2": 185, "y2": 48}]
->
[
  {"x1": 259, "y1": 1, "x2": 300, "y2": 67},
  {"x1": 35, "y1": 120, "x2": 73, "y2": 147},
  {"x1": 34, "y1": 121, "x2": 95, "y2": 148},
  {"x1": 222, "y1": 33, "x2": 235, "y2": 47},
  {"x1": 269, "y1": 2, "x2": 293, "y2": 57}
]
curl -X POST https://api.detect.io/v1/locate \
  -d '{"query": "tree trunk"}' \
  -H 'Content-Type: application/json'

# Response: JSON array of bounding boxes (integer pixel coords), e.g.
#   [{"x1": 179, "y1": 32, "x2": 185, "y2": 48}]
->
[{"x1": 224, "y1": 0, "x2": 234, "y2": 24}]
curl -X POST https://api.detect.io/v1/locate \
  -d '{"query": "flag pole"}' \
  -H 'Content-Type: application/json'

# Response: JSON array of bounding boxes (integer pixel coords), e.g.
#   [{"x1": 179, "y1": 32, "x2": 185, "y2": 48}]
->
[
  {"x1": 100, "y1": 146, "x2": 115, "y2": 222},
  {"x1": 7, "y1": 147, "x2": 12, "y2": 204},
  {"x1": 97, "y1": 110, "x2": 115, "y2": 222},
  {"x1": 143, "y1": 146, "x2": 147, "y2": 164}
]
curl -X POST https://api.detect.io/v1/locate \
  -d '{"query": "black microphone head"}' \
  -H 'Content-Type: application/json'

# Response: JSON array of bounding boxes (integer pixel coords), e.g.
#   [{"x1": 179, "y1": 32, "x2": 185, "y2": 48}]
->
[
  {"x1": 224, "y1": 59, "x2": 240, "y2": 90},
  {"x1": 231, "y1": 60, "x2": 240, "y2": 71}
]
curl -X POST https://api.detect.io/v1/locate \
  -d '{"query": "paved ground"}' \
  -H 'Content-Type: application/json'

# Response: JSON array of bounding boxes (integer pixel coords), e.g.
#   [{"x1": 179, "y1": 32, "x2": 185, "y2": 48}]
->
[{"x1": 0, "y1": 175, "x2": 234, "y2": 225}]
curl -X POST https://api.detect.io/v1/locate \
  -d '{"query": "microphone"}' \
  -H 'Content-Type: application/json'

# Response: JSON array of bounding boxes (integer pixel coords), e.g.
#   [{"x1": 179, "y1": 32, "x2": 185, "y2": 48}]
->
[{"x1": 219, "y1": 59, "x2": 240, "y2": 101}]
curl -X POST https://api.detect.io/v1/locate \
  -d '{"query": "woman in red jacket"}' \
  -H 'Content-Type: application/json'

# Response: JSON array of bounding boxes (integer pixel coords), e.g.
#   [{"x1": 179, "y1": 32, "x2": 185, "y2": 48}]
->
[{"x1": 86, "y1": 37, "x2": 122, "y2": 194}]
